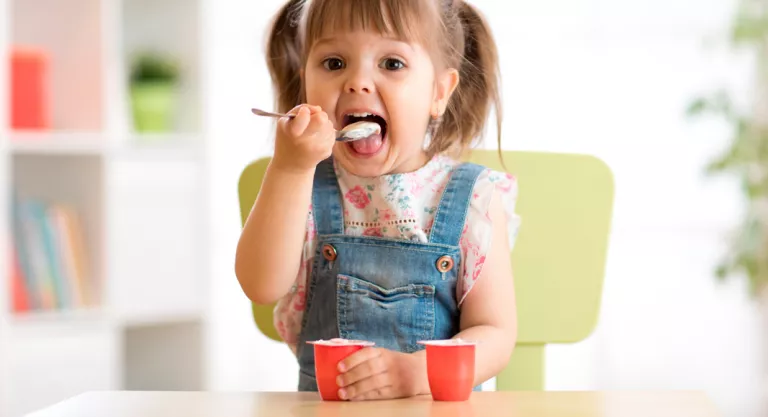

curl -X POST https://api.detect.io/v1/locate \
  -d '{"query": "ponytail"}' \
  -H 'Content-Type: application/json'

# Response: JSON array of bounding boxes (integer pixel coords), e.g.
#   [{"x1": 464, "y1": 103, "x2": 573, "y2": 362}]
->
[
  {"x1": 432, "y1": 1, "x2": 502, "y2": 162},
  {"x1": 265, "y1": 0, "x2": 305, "y2": 113}
]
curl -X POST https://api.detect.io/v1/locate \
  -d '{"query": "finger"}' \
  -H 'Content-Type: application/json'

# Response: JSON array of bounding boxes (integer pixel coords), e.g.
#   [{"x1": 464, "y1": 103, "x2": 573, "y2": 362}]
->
[
  {"x1": 337, "y1": 356, "x2": 386, "y2": 388},
  {"x1": 353, "y1": 386, "x2": 394, "y2": 401},
  {"x1": 288, "y1": 104, "x2": 322, "y2": 116},
  {"x1": 339, "y1": 373, "x2": 391, "y2": 401},
  {"x1": 287, "y1": 106, "x2": 311, "y2": 137},
  {"x1": 284, "y1": 104, "x2": 311, "y2": 117},
  {"x1": 353, "y1": 387, "x2": 388, "y2": 401},
  {"x1": 306, "y1": 111, "x2": 329, "y2": 135},
  {"x1": 338, "y1": 347, "x2": 381, "y2": 373},
  {"x1": 305, "y1": 104, "x2": 324, "y2": 114}
]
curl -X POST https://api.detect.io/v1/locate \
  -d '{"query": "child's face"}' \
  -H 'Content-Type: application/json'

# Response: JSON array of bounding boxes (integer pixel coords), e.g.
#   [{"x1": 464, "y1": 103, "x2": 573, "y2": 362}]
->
[{"x1": 304, "y1": 30, "x2": 453, "y2": 176}]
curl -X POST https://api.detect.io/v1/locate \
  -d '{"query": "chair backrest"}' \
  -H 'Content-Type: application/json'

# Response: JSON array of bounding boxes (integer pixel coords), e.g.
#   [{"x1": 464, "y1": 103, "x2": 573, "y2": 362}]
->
[{"x1": 238, "y1": 150, "x2": 614, "y2": 390}]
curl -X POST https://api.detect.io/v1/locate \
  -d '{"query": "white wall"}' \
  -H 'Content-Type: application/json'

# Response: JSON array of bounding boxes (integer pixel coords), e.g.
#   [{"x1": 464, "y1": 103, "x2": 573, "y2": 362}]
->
[
  {"x1": 205, "y1": 1, "x2": 766, "y2": 416},
  {"x1": 205, "y1": 0, "x2": 300, "y2": 392}
]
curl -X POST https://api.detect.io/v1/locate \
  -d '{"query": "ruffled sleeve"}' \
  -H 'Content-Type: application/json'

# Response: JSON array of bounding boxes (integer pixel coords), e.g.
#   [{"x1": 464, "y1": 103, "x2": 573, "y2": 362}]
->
[
  {"x1": 457, "y1": 169, "x2": 520, "y2": 305},
  {"x1": 272, "y1": 205, "x2": 316, "y2": 351}
]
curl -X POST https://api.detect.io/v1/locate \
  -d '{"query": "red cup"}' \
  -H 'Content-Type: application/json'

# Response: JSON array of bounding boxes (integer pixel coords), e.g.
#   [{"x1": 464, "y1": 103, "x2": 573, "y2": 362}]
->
[
  {"x1": 308, "y1": 339, "x2": 375, "y2": 401},
  {"x1": 418, "y1": 339, "x2": 477, "y2": 401}
]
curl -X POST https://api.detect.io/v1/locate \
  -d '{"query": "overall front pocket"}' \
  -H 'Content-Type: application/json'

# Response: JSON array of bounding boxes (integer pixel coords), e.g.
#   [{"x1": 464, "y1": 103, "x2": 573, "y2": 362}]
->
[{"x1": 336, "y1": 274, "x2": 435, "y2": 353}]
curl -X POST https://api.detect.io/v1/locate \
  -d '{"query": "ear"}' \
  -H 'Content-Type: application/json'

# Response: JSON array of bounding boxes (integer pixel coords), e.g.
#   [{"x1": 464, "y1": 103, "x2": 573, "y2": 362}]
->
[{"x1": 432, "y1": 68, "x2": 460, "y2": 117}]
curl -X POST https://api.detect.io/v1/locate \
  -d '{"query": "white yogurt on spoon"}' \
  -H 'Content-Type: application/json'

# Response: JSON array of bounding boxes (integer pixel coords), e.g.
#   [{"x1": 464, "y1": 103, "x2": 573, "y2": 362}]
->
[{"x1": 337, "y1": 121, "x2": 382, "y2": 142}]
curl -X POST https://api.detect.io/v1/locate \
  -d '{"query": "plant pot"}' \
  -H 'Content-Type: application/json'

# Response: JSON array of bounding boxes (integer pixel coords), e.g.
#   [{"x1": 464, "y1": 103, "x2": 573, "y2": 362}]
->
[{"x1": 130, "y1": 81, "x2": 177, "y2": 133}]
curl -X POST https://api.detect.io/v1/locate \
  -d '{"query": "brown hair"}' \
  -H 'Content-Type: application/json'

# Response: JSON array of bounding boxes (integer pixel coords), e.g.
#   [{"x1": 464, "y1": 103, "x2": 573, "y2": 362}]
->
[{"x1": 265, "y1": 0, "x2": 502, "y2": 159}]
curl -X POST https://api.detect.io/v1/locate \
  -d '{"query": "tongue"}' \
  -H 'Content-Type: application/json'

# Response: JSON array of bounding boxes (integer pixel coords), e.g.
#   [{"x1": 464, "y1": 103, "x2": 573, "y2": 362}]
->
[{"x1": 350, "y1": 133, "x2": 383, "y2": 155}]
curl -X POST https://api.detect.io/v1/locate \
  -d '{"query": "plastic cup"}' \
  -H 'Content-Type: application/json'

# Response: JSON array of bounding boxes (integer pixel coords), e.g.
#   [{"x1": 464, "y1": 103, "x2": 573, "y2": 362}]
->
[
  {"x1": 307, "y1": 338, "x2": 375, "y2": 401},
  {"x1": 418, "y1": 339, "x2": 477, "y2": 401}
]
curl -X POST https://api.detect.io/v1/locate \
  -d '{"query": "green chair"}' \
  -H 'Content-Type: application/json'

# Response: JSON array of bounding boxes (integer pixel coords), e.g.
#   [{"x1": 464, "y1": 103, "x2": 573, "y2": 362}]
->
[{"x1": 238, "y1": 150, "x2": 615, "y2": 391}]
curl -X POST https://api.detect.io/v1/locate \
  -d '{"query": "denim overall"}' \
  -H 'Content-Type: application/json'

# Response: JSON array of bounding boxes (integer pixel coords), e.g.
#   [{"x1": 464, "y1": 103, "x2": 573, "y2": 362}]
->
[{"x1": 296, "y1": 158, "x2": 485, "y2": 391}]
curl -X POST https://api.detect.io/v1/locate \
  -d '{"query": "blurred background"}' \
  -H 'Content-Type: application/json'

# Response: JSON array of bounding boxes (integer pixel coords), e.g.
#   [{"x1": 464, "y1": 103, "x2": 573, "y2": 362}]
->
[{"x1": 0, "y1": 0, "x2": 766, "y2": 416}]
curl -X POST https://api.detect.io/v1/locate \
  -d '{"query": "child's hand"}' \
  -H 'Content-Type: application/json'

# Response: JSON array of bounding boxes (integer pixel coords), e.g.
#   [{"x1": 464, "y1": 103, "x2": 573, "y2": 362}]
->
[
  {"x1": 335, "y1": 348, "x2": 427, "y2": 401},
  {"x1": 273, "y1": 104, "x2": 336, "y2": 174}
]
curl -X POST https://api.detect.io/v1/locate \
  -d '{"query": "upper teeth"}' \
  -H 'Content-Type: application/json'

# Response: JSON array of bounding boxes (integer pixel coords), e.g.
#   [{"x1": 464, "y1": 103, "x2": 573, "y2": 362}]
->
[{"x1": 348, "y1": 112, "x2": 375, "y2": 118}]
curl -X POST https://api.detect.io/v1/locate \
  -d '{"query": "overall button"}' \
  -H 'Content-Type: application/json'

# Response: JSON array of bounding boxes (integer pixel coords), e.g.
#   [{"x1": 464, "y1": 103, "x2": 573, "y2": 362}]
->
[
  {"x1": 436, "y1": 255, "x2": 454, "y2": 272},
  {"x1": 322, "y1": 244, "x2": 337, "y2": 261}
]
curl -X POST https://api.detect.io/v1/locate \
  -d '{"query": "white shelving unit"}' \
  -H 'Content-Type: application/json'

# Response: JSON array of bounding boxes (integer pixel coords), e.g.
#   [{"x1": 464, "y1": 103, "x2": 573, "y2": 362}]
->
[
  {"x1": 0, "y1": 0, "x2": 209, "y2": 416},
  {"x1": 0, "y1": 0, "x2": 11, "y2": 414}
]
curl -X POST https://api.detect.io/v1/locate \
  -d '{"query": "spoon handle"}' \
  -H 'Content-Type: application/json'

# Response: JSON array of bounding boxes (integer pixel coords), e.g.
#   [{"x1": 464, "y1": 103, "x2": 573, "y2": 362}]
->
[
  {"x1": 251, "y1": 108, "x2": 296, "y2": 119},
  {"x1": 250, "y1": 107, "x2": 378, "y2": 143}
]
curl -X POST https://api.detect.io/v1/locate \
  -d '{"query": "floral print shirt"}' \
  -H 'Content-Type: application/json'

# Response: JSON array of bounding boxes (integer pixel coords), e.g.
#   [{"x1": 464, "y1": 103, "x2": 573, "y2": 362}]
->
[{"x1": 273, "y1": 154, "x2": 520, "y2": 349}]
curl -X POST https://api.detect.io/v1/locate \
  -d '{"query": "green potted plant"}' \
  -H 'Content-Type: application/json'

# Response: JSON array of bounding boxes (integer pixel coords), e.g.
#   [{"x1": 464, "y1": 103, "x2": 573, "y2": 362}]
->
[
  {"x1": 687, "y1": 0, "x2": 768, "y2": 300},
  {"x1": 129, "y1": 52, "x2": 180, "y2": 133},
  {"x1": 687, "y1": 0, "x2": 768, "y2": 406}
]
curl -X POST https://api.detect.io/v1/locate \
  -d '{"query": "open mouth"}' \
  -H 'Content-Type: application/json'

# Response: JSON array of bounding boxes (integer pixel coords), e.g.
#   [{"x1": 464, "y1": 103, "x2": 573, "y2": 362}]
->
[{"x1": 342, "y1": 112, "x2": 388, "y2": 156}]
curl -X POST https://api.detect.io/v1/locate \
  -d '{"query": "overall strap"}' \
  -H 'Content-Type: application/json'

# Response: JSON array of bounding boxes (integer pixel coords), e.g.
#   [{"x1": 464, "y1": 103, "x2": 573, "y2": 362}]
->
[
  {"x1": 428, "y1": 162, "x2": 486, "y2": 246},
  {"x1": 311, "y1": 158, "x2": 344, "y2": 235}
]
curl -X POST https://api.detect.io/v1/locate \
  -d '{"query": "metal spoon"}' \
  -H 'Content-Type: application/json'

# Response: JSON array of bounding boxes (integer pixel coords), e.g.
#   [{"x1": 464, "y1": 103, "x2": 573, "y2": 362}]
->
[{"x1": 251, "y1": 108, "x2": 381, "y2": 142}]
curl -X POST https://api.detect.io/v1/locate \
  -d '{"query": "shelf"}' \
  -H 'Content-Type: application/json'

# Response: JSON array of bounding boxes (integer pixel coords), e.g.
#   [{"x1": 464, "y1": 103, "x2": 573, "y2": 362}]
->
[
  {"x1": 116, "y1": 134, "x2": 203, "y2": 160},
  {"x1": 9, "y1": 132, "x2": 109, "y2": 155},
  {"x1": 7, "y1": 132, "x2": 202, "y2": 159},
  {"x1": 123, "y1": 320, "x2": 204, "y2": 390},
  {"x1": 118, "y1": 311, "x2": 203, "y2": 328},
  {"x1": 11, "y1": 0, "x2": 104, "y2": 131},
  {"x1": 11, "y1": 154, "x2": 105, "y2": 316},
  {"x1": 6, "y1": 308, "x2": 106, "y2": 326},
  {"x1": 2, "y1": 0, "x2": 210, "y2": 412},
  {"x1": 4, "y1": 308, "x2": 203, "y2": 331},
  {"x1": 122, "y1": 0, "x2": 202, "y2": 133}
]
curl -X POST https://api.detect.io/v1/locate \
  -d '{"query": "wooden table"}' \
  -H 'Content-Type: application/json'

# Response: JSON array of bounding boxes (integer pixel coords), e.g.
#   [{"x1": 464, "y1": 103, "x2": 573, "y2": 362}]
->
[{"x1": 27, "y1": 391, "x2": 721, "y2": 417}]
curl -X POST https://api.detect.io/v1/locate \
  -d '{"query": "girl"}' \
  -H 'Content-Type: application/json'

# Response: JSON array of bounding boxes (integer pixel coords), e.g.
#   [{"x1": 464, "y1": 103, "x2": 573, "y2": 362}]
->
[{"x1": 236, "y1": 0, "x2": 520, "y2": 401}]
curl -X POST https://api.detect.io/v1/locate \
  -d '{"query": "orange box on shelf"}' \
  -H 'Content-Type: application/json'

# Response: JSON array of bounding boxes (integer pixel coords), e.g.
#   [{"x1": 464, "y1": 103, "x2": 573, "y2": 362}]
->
[{"x1": 10, "y1": 46, "x2": 49, "y2": 130}]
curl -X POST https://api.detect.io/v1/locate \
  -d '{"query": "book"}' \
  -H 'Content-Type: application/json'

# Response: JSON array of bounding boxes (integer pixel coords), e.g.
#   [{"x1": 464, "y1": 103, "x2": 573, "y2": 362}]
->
[
  {"x1": 49, "y1": 205, "x2": 89, "y2": 307},
  {"x1": 18, "y1": 200, "x2": 57, "y2": 309},
  {"x1": 10, "y1": 198, "x2": 92, "y2": 311},
  {"x1": 12, "y1": 195, "x2": 42, "y2": 309},
  {"x1": 9, "y1": 246, "x2": 30, "y2": 313}
]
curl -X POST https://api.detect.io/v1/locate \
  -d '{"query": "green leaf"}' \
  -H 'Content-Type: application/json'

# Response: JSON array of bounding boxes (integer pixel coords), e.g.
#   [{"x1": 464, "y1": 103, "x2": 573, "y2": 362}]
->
[
  {"x1": 686, "y1": 97, "x2": 710, "y2": 116},
  {"x1": 715, "y1": 263, "x2": 730, "y2": 281},
  {"x1": 686, "y1": 91, "x2": 737, "y2": 120},
  {"x1": 130, "y1": 52, "x2": 180, "y2": 83},
  {"x1": 732, "y1": 15, "x2": 768, "y2": 45}
]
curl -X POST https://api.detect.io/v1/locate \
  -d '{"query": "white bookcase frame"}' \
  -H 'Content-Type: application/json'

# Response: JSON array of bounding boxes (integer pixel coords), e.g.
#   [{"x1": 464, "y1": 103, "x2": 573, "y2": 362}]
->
[{"x1": 0, "y1": 0, "x2": 211, "y2": 415}]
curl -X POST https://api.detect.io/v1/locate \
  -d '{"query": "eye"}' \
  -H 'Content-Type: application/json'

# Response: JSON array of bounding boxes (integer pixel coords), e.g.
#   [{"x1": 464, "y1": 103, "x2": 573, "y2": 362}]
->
[
  {"x1": 380, "y1": 58, "x2": 405, "y2": 71},
  {"x1": 322, "y1": 57, "x2": 345, "y2": 71}
]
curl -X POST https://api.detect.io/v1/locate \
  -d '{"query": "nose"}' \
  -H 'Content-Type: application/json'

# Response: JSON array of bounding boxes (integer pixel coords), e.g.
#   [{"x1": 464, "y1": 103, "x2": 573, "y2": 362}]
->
[{"x1": 343, "y1": 66, "x2": 374, "y2": 94}]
